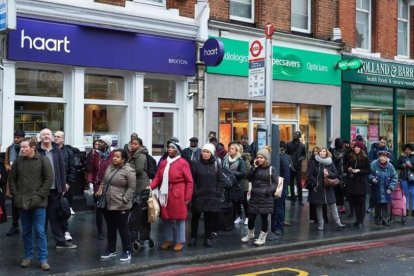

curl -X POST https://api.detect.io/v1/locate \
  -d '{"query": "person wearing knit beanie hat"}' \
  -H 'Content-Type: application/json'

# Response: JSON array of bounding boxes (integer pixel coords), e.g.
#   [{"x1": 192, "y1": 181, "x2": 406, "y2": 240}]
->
[
  {"x1": 168, "y1": 140, "x2": 182, "y2": 154},
  {"x1": 257, "y1": 146, "x2": 271, "y2": 162},
  {"x1": 353, "y1": 141, "x2": 365, "y2": 150},
  {"x1": 98, "y1": 135, "x2": 112, "y2": 148},
  {"x1": 202, "y1": 143, "x2": 215, "y2": 156}
]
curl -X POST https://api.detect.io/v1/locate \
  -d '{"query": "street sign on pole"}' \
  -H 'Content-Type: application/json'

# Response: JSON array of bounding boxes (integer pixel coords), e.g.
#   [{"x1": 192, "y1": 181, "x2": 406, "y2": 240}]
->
[
  {"x1": 265, "y1": 23, "x2": 274, "y2": 148},
  {"x1": 248, "y1": 38, "x2": 265, "y2": 97}
]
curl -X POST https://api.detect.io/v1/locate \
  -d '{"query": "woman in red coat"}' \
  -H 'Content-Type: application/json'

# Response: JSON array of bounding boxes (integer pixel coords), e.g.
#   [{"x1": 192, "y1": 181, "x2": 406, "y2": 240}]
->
[{"x1": 150, "y1": 140, "x2": 193, "y2": 252}]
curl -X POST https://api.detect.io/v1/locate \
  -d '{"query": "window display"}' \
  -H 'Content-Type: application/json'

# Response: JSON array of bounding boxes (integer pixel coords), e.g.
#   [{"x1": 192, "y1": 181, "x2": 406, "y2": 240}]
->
[{"x1": 14, "y1": 102, "x2": 64, "y2": 136}]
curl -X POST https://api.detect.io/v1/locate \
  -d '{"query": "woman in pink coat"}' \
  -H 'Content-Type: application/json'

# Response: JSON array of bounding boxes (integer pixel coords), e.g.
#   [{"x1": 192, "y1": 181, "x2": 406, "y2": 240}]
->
[{"x1": 150, "y1": 140, "x2": 193, "y2": 252}]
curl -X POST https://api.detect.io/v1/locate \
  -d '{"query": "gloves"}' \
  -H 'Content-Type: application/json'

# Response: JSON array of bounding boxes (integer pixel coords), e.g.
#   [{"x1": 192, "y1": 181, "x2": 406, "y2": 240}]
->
[{"x1": 88, "y1": 183, "x2": 94, "y2": 192}]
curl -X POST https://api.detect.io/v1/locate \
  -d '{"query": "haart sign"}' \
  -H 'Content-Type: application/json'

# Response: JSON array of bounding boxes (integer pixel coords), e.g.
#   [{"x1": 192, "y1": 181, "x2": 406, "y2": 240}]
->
[{"x1": 8, "y1": 18, "x2": 196, "y2": 76}]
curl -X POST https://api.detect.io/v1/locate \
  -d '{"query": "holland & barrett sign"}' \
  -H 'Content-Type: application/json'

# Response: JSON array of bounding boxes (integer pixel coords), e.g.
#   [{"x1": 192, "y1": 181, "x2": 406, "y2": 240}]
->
[
  {"x1": 342, "y1": 56, "x2": 414, "y2": 89},
  {"x1": 207, "y1": 37, "x2": 341, "y2": 86}
]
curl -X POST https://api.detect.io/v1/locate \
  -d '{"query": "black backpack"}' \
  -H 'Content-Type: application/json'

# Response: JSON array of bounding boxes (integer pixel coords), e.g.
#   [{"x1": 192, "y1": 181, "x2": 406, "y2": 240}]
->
[{"x1": 144, "y1": 153, "x2": 157, "y2": 179}]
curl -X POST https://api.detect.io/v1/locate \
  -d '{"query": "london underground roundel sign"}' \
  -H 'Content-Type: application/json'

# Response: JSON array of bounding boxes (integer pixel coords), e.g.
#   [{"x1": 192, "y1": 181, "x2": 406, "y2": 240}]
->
[{"x1": 250, "y1": 40, "x2": 263, "y2": 58}]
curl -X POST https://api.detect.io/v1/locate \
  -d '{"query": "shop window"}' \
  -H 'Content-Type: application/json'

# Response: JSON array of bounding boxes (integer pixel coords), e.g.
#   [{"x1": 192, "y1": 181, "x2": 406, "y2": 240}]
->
[
  {"x1": 350, "y1": 84, "x2": 393, "y2": 150},
  {"x1": 397, "y1": 0, "x2": 409, "y2": 57},
  {"x1": 230, "y1": 0, "x2": 254, "y2": 23},
  {"x1": 356, "y1": 0, "x2": 371, "y2": 50},
  {"x1": 83, "y1": 104, "x2": 126, "y2": 148},
  {"x1": 397, "y1": 89, "x2": 414, "y2": 151},
  {"x1": 291, "y1": 0, "x2": 311, "y2": 33},
  {"x1": 299, "y1": 105, "x2": 326, "y2": 157},
  {"x1": 85, "y1": 74, "x2": 125, "y2": 100},
  {"x1": 252, "y1": 102, "x2": 297, "y2": 120},
  {"x1": 219, "y1": 99, "x2": 249, "y2": 147},
  {"x1": 14, "y1": 102, "x2": 64, "y2": 136},
  {"x1": 144, "y1": 79, "x2": 176, "y2": 103},
  {"x1": 16, "y1": 68, "x2": 63, "y2": 97}
]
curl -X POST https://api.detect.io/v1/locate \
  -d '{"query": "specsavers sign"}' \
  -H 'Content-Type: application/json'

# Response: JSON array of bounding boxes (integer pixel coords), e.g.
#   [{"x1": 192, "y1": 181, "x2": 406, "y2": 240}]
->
[{"x1": 207, "y1": 37, "x2": 341, "y2": 86}]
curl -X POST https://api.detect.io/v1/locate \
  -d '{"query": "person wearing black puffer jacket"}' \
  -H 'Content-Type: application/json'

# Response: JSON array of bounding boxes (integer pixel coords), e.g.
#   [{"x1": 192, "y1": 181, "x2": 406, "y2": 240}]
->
[
  {"x1": 189, "y1": 143, "x2": 225, "y2": 248},
  {"x1": 242, "y1": 146, "x2": 276, "y2": 246}
]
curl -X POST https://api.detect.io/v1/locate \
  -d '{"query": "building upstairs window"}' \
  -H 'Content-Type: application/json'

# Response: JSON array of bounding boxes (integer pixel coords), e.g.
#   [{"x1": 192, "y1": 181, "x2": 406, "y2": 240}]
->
[
  {"x1": 230, "y1": 0, "x2": 254, "y2": 23},
  {"x1": 398, "y1": 0, "x2": 409, "y2": 57},
  {"x1": 356, "y1": 0, "x2": 371, "y2": 51},
  {"x1": 291, "y1": 0, "x2": 311, "y2": 33},
  {"x1": 132, "y1": 0, "x2": 164, "y2": 7}
]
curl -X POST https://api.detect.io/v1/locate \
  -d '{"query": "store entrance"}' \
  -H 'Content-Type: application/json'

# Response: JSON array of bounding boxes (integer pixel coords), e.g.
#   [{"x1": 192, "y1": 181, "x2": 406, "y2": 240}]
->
[
  {"x1": 148, "y1": 109, "x2": 177, "y2": 157},
  {"x1": 398, "y1": 114, "x2": 414, "y2": 152}
]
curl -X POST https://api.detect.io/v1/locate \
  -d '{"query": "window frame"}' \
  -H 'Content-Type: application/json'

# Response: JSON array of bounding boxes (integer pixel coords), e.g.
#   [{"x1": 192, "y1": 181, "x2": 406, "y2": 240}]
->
[
  {"x1": 229, "y1": 0, "x2": 255, "y2": 24},
  {"x1": 397, "y1": 0, "x2": 410, "y2": 57},
  {"x1": 355, "y1": 0, "x2": 372, "y2": 51},
  {"x1": 132, "y1": 0, "x2": 165, "y2": 7},
  {"x1": 291, "y1": 0, "x2": 311, "y2": 34}
]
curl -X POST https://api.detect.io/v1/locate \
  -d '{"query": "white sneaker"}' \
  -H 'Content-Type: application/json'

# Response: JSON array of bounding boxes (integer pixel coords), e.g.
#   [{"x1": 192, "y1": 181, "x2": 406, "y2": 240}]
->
[
  {"x1": 234, "y1": 217, "x2": 243, "y2": 224},
  {"x1": 70, "y1": 208, "x2": 75, "y2": 215},
  {"x1": 64, "y1": 232, "x2": 73, "y2": 241},
  {"x1": 244, "y1": 218, "x2": 249, "y2": 225}
]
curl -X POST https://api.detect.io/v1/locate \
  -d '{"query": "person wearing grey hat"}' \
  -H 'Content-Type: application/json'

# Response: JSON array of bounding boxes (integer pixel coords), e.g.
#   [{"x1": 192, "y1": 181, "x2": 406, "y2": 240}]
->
[
  {"x1": 368, "y1": 148, "x2": 398, "y2": 226},
  {"x1": 242, "y1": 146, "x2": 276, "y2": 246},
  {"x1": 87, "y1": 135, "x2": 115, "y2": 240},
  {"x1": 182, "y1": 137, "x2": 201, "y2": 163},
  {"x1": 286, "y1": 131, "x2": 306, "y2": 206}
]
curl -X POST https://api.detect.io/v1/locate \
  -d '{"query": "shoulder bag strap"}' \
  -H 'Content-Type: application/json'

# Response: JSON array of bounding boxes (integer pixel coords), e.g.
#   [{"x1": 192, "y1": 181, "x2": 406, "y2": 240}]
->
[{"x1": 103, "y1": 167, "x2": 121, "y2": 193}]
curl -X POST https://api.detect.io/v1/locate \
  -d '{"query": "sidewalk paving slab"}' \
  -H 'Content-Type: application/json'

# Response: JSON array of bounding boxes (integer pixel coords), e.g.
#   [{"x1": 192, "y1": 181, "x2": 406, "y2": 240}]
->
[{"x1": 0, "y1": 200, "x2": 413, "y2": 276}]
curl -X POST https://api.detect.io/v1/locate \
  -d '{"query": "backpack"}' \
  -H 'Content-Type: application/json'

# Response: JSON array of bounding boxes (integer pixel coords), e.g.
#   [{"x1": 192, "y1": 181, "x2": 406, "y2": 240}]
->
[{"x1": 144, "y1": 153, "x2": 157, "y2": 179}]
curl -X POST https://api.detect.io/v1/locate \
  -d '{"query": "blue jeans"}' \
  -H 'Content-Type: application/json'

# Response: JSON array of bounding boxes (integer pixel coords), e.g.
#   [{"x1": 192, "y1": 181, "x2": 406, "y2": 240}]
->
[
  {"x1": 400, "y1": 180, "x2": 414, "y2": 210},
  {"x1": 271, "y1": 197, "x2": 285, "y2": 233},
  {"x1": 20, "y1": 208, "x2": 48, "y2": 262},
  {"x1": 163, "y1": 219, "x2": 186, "y2": 243}
]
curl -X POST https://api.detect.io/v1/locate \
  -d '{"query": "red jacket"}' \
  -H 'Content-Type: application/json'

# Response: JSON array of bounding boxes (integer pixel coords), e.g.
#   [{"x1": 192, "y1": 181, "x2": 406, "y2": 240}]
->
[
  {"x1": 151, "y1": 157, "x2": 193, "y2": 220},
  {"x1": 87, "y1": 151, "x2": 115, "y2": 193}
]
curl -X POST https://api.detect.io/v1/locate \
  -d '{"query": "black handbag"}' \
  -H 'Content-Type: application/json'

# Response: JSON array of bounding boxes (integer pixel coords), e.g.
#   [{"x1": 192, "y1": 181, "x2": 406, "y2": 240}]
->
[
  {"x1": 58, "y1": 196, "x2": 71, "y2": 220},
  {"x1": 96, "y1": 168, "x2": 121, "y2": 209}
]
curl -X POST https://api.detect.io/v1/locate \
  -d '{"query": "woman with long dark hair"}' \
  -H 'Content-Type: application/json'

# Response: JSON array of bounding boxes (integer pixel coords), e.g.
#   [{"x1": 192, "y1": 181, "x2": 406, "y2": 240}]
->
[{"x1": 344, "y1": 141, "x2": 370, "y2": 229}]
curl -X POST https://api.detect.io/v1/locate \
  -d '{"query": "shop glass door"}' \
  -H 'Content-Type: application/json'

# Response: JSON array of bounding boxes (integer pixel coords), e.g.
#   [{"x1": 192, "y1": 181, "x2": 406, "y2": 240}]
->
[
  {"x1": 398, "y1": 114, "x2": 414, "y2": 152},
  {"x1": 252, "y1": 120, "x2": 298, "y2": 144},
  {"x1": 150, "y1": 110, "x2": 177, "y2": 156}
]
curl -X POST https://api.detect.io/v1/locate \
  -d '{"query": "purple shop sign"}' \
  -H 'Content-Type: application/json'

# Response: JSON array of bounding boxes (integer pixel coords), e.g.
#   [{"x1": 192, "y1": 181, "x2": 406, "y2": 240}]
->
[{"x1": 8, "y1": 18, "x2": 196, "y2": 76}]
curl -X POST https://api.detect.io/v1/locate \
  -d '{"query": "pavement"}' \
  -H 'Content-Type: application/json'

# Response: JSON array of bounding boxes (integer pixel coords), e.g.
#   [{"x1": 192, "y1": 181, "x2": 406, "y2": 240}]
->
[{"x1": 1, "y1": 195, "x2": 413, "y2": 276}]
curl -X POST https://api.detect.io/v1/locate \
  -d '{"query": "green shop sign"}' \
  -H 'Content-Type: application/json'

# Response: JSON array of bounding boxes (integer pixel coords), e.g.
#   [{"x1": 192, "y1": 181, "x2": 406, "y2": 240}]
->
[
  {"x1": 206, "y1": 37, "x2": 341, "y2": 86},
  {"x1": 343, "y1": 55, "x2": 414, "y2": 89}
]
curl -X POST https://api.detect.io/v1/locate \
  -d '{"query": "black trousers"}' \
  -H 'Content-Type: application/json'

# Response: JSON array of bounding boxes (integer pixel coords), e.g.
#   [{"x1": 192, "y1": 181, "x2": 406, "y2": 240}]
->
[
  {"x1": 11, "y1": 198, "x2": 20, "y2": 227},
  {"x1": 349, "y1": 194, "x2": 366, "y2": 224},
  {"x1": 46, "y1": 189, "x2": 66, "y2": 244},
  {"x1": 290, "y1": 170, "x2": 303, "y2": 202},
  {"x1": 103, "y1": 209, "x2": 131, "y2": 252},
  {"x1": 374, "y1": 203, "x2": 390, "y2": 222},
  {"x1": 247, "y1": 213, "x2": 269, "y2": 232},
  {"x1": 191, "y1": 211, "x2": 217, "y2": 239}
]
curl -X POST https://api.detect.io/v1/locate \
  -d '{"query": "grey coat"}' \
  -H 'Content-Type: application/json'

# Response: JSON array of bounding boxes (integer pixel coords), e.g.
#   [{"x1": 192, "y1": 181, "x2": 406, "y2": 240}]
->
[
  {"x1": 127, "y1": 146, "x2": 150, "y2": 194},
  {"x1": 246, "y1": 165, "x2": 276, "y2": 214},
  {"x1": 307, "y1": 157, "x2": 338, "y2": 205},
  {"x1": 100, "y1": 163, "x2": 136, "y2": 211}
]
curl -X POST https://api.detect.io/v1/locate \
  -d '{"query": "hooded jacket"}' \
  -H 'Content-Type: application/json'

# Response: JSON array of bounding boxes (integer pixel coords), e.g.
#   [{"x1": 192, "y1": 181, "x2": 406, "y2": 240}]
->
[{"x1": 127, "y1": 146, "x2": 150, "y2": 194}]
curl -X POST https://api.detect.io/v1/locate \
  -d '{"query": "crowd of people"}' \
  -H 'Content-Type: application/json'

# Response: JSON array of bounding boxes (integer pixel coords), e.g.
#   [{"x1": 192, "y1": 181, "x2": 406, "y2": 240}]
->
[{"x1": 0, "y1": 128, "x2": 413, "y2": 271}]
